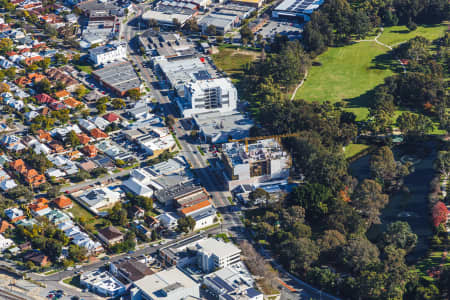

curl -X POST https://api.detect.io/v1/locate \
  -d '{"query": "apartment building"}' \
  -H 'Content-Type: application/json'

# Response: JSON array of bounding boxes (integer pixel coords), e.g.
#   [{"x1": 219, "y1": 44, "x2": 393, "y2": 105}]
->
[
  {"x1": 89, "y1": 41, "x2": 127, "y2": 66},
  {"x1": 180, "y1": 78, "x2": 237, "y2": 117}
]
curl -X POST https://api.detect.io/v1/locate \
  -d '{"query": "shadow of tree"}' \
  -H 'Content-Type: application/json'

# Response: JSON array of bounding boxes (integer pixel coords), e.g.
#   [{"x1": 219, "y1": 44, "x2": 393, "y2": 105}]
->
[
  {"x1": 369, "y1": 50, "x2": 403, "y2": 73},
  {"x1": 343, "y1": 87, "x2": 378, "y2": 110}
]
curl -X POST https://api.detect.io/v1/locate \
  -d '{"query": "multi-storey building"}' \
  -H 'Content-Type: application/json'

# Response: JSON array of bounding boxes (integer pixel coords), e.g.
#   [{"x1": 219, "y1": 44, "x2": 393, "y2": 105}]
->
[
  {"x1": 89, "y1": 41, "x2": 127, "y2": 66},
  {"x1": 180, "y1": 78, "x2": 238, "y2": 117},
  {"x1": 221, "y1": 139, "x2": 290, "y2": 190}
]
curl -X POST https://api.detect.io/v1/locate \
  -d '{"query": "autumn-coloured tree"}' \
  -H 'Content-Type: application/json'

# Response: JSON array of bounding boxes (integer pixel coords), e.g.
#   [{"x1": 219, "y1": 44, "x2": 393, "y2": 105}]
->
[{"x1": 432, "y1": 201, "x2": 448, "y2": 228}]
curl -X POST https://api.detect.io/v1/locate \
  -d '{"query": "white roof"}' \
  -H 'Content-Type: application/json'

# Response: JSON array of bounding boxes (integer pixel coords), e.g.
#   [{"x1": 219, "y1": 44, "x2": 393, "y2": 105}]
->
[
  {"x1": 196, "y1": 238, "x2": 241, "y2": 258},
  {"x1": 123, "y1": 177, "x2": 153, "y2": 197},
  {"x1": 0, "y1": 179, "x2": 17, "y2": 191},
  {"x1": 134, "y1": 267, "x2": 199, "y2": 298}
]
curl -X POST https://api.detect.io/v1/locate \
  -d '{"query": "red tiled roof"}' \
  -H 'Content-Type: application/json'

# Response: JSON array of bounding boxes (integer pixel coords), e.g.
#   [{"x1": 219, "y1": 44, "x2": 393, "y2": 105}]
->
[
  {"x1": 103, "y1": 113, "x2": 119, "y2": 122},
  {"x1": 77, "y1": 133, "x2": 91, "y2": 145},
  {"x1": 0, "y1": 220, "x2": 14, "y2": 234},
  {"x1": 54, "y1": 195, "x2": 72, "y2": 209},
  {"x1": 36, "y1": 93, "x2": 57, "y2": 104},
  {"x1": 180, "y1": 200, "x2": 212, "y2": 215},
  {"x1": 90, "y1": 128, "x2": 108, "y2": 139}
]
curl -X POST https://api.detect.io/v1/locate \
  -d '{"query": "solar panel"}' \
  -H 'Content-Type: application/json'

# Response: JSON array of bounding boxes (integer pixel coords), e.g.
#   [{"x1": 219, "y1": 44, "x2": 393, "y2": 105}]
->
[{"x1": 211, "y1": 276, "x2": 234, "y2": 292}]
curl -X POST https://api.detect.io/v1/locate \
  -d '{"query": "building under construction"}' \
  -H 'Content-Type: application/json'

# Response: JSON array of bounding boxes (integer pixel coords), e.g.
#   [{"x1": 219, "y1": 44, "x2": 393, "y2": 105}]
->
[{"x1": 220, "y1": 138, "x2": 290, "y2": 190}]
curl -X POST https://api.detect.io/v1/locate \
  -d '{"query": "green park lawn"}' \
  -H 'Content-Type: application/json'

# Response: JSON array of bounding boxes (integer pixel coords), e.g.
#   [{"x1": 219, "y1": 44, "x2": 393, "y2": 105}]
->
[
  {"x1": 378, "y1": 23, "x2": 448, "y2": 46},
  {"x1": 295, "y1": 41, "x2": 394, "y2": 120},
  {"x1": 392, "y1": 110, "x2": 447, "y2": 135},
  {"x1": 344, "y1": 143, "x2": 370, "y2": 159},
  {"x1": 212, "y1": 47, "x2": 260, "y2": 83},
  {"x1": 295, "y1": 23, "x2": 447, "y2": 121}
]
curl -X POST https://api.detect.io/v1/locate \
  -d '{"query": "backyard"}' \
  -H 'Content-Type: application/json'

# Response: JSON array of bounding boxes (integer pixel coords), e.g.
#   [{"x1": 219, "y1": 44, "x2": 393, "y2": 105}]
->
[{"x1": 68, "y1": 200, "x2": 102, "y2": 228}]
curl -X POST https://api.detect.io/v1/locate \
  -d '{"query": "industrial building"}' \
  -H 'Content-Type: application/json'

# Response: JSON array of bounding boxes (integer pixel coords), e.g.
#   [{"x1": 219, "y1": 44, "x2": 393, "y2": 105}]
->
[
  {"x1": 92, "y1": 61, "x2": 141, "y2": 96},
  {"x1": 132, "y1": 267, "x2": 200, "y2": 300},
  {"x1": 80, "y1": 270, "x2": 126, "y2": 298},
  {"x1": 193, "y1": 111, "x2": 253, "y2": 144},
  {"x1": 154, "y1": 56, "x2": 213, "y2": 95},
  {"x1": 198, "y1": 13, "x2": 236, "y2": 35},
  {"x1": 179, "y1": 78, "x2": 238, "y2": 117},
  {"x1": 141, "y1": 1, "x2": 199, "y2": 27},
  {"x1": 203, "y1": 266, "x2": 263, "y2": 300},
  {"x1": 159, "y1": 236, "x2": 241, "y2": 273},
  {"x1": 231, "y1": 0, "x2": 263, "y2": 8},
  {"x1": 221, "y1": 139, "x2": 290, "y2": 190},
  {"x1": 272, "y1": 0, "x2": 324, "y2": 22},
  {"x1": 138, "y1": 31, "x2": 196, "y2": 59}
]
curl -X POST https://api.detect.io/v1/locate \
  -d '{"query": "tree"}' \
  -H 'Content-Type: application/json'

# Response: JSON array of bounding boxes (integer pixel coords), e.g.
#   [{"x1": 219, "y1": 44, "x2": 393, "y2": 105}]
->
[
  {"x1": 4, "y1": 67, "x2": 15, "y2": 80},
  {"x1": 431, "y1": 201, "x2": 448, "y2": 228},
  {"x1": 370, "y1": 146, "x2": 409, "y2": 188},
  {"x1": 35, "y1": 78, "x2": 52, "y2": 94},
  {"x1": 68, "y1": 244, "x2": 87, "y2": 262},
  {"x1": 127, "y1": 89, "x2": 141, "y2": 101},
  {"x1": 352, "y1": 179, "x2": 389, "y2": 225},
  {"x1": 317, "y1": 230, "x2": 346, "y2": 253},
  {"x1": 45, "y1": 239, "x2": 62, "y2": 261},
  {"x1": 249, "y1": 188, "x2": 270, "y2": 205},
  {"x1": 205, "y1": 25, "x2": 217, "y2": 36},
  {"x1": 240, "y1": 25, "x2": 254, "y2": 44},
  {"x1": 37, "y1": 57, "x2": 51, "y2": 71},
  {"x1": 184, "y1": 18, "x2": 199, "y2": 33},
  {"x1": 96, "y1": 103, "x2": 107, "y2": 114},
  {"x1": 151, "y1": 229, "x2": 158, "y2": 241},
  {"x1": 280, "y1": 238, "x2": 319, "y2": 274},
  {"x1": 75, "y1": 85, "x2": 88, "y2": 99},
  {"x1": 54, "y1": 53, "x2": 68, "y2": 65},
  {"x1": 68, "y1": 130, "x2": 80, "y2": 147},
  {"x1": 177, "y1": 216, "x2": 196, "y2": 233},
  {"x1": 47, "y1": 185, "x2": 60, "y2": 199},
  {"x1": 108, "y1": 203, "x2": 128, "y2": 226},
  {"x1": 341, "y1": 237, "x2": 380, "y2": 273},
  {"x1": 438, "y1": 266, "x2": 450, "y2": 298},
  {"x1": 397, "y1": 112, "x2": 434, "y2": 137},
  {"x1": 351, "y1": 9, "x2": 371, "y2": 38},
  {"x1": 0, "y1": 38, "x2": 13, "y2": 55},
  {"x1": 381, "y1": 221, "x2": 417, "y2": 253},
  {"x1": 435, "y1": 151, "x2": 450, "y2": 176},
  {"x1": 166, "y1": 114, "x2": 176, "y2": 128},
  {"x1": 288, "y1": 183, "x2": 333, "y2": 221},
  {"x1": 111, "y1": 98, "x2": 125, "y2": 109}
]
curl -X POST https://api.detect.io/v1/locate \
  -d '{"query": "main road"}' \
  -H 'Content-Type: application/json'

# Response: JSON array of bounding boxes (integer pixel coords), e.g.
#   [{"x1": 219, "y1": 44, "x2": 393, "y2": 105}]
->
[{"x1": 123, "y1": 12, "x2": 340, "y2": 300}]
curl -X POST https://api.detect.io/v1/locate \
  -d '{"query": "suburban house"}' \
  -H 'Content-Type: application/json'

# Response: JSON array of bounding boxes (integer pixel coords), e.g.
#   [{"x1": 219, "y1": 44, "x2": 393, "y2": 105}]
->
[
  {"x1": 82, "y1": 145, "x2": 98, "y2": 158},
  {"x1": 97, "y1": 226, "x2": 124, "y2": 246},
  {"x1": 4, "y1": 208, "x2": 25, "y2": 223},
  {"x1": 77, "y1": 187, "x2": 122, "y2": 215},
  {"x1": 54, "y1": 195, "x2": 73, "y2": 209}
]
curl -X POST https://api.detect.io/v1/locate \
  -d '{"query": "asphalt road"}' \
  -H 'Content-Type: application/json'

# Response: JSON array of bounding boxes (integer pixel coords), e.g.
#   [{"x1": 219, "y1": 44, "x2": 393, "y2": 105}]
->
[
  {"x1": 24, "y1": 11, "x2": 340, "y2": 300},
  {"x1": 121, "y1": 14, "x2": 342, "y2": 300}
]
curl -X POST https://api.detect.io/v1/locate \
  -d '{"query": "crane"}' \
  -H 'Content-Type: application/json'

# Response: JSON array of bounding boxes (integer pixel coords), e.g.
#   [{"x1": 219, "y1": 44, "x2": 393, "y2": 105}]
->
[{"x1": 228, "y1": 133, "x2": 300, "y2": 153}]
